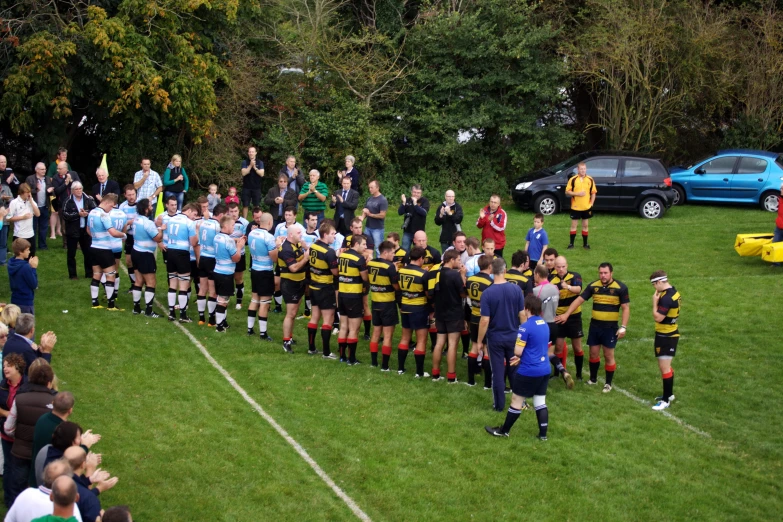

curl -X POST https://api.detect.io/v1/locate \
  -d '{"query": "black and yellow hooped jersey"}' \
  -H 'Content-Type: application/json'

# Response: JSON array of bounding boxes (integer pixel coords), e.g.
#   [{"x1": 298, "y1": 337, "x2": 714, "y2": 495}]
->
[
  {"x1": 467, "y1": 273, "x2": 493, "y2": 321},
  {"x1": 278, "y1": 240, "x2": 306, "y2": 282},
  {"x1": 367, "y1": 258, "x2": 398, "y2": 303},
  {"x1": 404, "y1": 246, "x2": 441, "y2": 272},
  {"x1": 580, "y1": 279, "x2": 630, "y2": 327},
  {"x1": 550, "y1": 271, "x2": 583, "y2": 315},
  {"x1": 338, "y1": 249, "x2": 367, "y2": 296},
  {"x1": 309, "y1": 240, "x2": 337, "y2": 290},
  {"x1": 506, "y1": 268, "x2": 530, "y2": 294},
  {"x1": 392, "y1": 247, "x2": 407, "y2": 270},
  {"x1": 426, "y1": 262, "x2": 442, "y2": 296},
  {"x1": 398, "y1": 264, "x2": 428, "y2": 313},
  {"x1": 655, "y1": 286, "x2": 681, "y2": 337}
]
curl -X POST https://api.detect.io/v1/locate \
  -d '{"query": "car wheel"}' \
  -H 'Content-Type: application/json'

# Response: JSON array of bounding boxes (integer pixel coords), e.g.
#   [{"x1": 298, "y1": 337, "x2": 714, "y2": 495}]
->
[
  {"x1": 639, "y1": 197, "x2": 664, "y2": 219},
  {"x1": 672, "y1": 185, "x2": 686, "y2": 206},
  {"x1": 534, "y1": 194, "x2": 559, "y2": 216},
  {"x1": 760, "y1": 191, "x2": 779, "y2": 212}
]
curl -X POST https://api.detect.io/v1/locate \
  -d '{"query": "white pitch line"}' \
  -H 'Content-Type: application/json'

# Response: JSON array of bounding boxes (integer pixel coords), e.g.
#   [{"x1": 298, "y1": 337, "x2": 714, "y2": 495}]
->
[
  {"x1": 121, "y1": 265, "x2": 372, "y2": 521},
  {"x1": 599, "y1": 378, "x2": 711, "y2": 438}
]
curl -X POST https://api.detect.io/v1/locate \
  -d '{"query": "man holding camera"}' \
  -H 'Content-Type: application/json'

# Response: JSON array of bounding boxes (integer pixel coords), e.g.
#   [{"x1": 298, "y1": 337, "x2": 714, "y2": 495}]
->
[{"x1": 397, "y1": 184, "x2": 429, "y2": 251}]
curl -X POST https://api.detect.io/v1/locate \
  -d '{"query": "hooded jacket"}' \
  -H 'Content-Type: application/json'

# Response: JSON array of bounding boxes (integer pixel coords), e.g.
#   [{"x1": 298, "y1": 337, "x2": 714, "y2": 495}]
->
[{"x1": 8, "y1": 256, "x2": 37, "y2": 306}]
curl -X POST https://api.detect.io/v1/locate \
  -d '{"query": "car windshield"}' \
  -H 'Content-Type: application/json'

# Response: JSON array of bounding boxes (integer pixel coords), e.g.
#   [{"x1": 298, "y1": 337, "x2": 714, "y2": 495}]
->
[
  {"x1": 686, "y1": 154, "x2": 715, "y2": 169},
  {"x1": 549, "y1": 153, "x2": 587, "y2": 174}
]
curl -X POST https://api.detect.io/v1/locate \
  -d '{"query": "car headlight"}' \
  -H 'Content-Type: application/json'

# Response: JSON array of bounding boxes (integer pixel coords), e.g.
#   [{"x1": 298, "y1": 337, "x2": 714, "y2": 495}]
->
[{"x1": 515, "y1": 182, "x2": 533, "y2": 191}]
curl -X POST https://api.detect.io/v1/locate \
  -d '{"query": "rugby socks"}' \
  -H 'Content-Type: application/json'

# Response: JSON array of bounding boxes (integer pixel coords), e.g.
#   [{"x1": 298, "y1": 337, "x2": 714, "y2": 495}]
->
[
  {"x1": 467, "y1": 353, "x2": 479, "y2": 385},
  {"x1": 397, "y1": 343, "x2": 409, "y2": 372},
  {"x1": 370, "y1": 342, "x2": 379, "y2": 367},
  {"x1": 114, "y1": 275, "x2": 120, "y2": 292},
  {"x1": 338, "y1": 338, "x2": 347, "y2": 361},
  {"x1": 208, "y1": 297, "x2": 217, "y2": 325},
  {"x1": 381, "y1": 344, "x2": 392, "y2": 370},
  {"x1": 308, "y1": 323, "x2": 318, "y2": 352},
  {"x1": 105, "y1": 281, "x2": 115, "y2": 301},
  {"x1": 274, "y1": 291, "x2": 283, "y2": 311},
  {"x1": 168, "y1": 289, "x2": 177, "y2": 315},
  {"x1": 132, "y1": 285, "x2": 142, "y2": 312},
  {"x1": 248, "y1": 310, "x2": 258, "y2": 331},
  {"x1": 363, "y1": 315, "x2": 371, "y2": 337},
  {"x1": 197, "y1": 296, "x2": 207, "y2": 322},
  {"x1": 90, "y1": 279, "x2": 100, "y2": 306},
  {"x1": 535, "y1": 403, "x2": 549, "y2": 438},
  {"x1": 605, "y1": 363, "x2": 616, "y2": 385},
  {"x1": 428, "y1": 326, "x2": 437, "y2": 353},
  {"x1": 259, "y1": 315, "x2": 269, "y2": 335},
  {"x1": 178, "y1": 291, "x2": 188, "y2": 311},
  {"x1": 501, "y1": 407, "x2": 522, "y2": 434},
  {"x1": 461, "y1": 330, "x2": 470, "y2": 355},
  {"x1": 216, "y1": 304, "x2": 227, "y2": 326},
  {"x1": 662, "y1": 368, "x2": 674, "y2": 400},
  {"x1": 559, "y1": 342, "x2": 568, "y2": 371},
  {"x1": 235, "y1": 283, "x2": 244, "y2": 305},
  {"x1": 128, "y1": 272, "x2": 136, "y2": 285},
  {"x1": 582, "y1": 230, "x2": 589, "y2": 246},
  {"x1": 145, "y1": 289, "x2": 155, "y2": 315},
  {"x1": 321, "y1": 325, "x2": 333, "y2": 356},
  {"x1": 447, "y1": 372, "x2": 457, "y2": 383},
  {"x1": 569, "y1": 232, "x2": 576, "y2": 246},
  {"x1": 414, "y1": 349, "x2": 426, "y2": 377},
  {"x1": 574, "y1": 349, "x2": 585, "y2": 379},
  {"x1": 549, "y1": 355, "x2": 565, "y2": 374},
  {"x1": 589, "y1": 357, "x2": 600, "y2": 382},
  {"x1": 483, "y1": 359, "x2": 493, "y2": 388},
  {"x1": 347, "y1": 339, "x2": 358, "y2": 363}
]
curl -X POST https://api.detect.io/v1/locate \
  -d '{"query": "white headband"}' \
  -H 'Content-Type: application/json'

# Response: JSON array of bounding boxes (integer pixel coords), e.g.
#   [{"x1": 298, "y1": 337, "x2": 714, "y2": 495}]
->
[{"x1": 650, "y1": 275, "x2": 668, "y2": 283}]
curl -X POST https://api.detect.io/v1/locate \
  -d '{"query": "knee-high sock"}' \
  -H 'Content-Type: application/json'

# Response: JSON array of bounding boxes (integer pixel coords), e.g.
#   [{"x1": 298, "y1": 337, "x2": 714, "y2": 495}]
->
[
  {"x1": 414, "y1": 349, "x2": 426, "y2": 376},
  {"x1": 369, "y1": 342, "x2": 379, "y2": 366},
  {"x1": 468, "y1": 353, "x2": 478, "y2": 385},
  {"x1": 461, "y1": 330, "x2": 470, "y2": 355},
  {"x1": 574, "y1": 349, "x2": 584, "y2": 378},
  {"x1": 259, "y1": 315, "x2": 268, "y2": 334},
  {"x1": 549, "y1": 355, "x2": 565, "y2": 374},
  {"x1": 168, "y1": 289, "x2": 177, "y2": 311},
  {"x1": 321, "y1": 325, "x2": 333, "y2": 355},
  {"x1": 207, "y1": 297, "x2": 217, "y2": 315},
  {"x1": 178, "y1": 290, "x2": 188, "y2": 312},
  {"x1": 274, "y1": 291, "x2": 282, "y2": 306},
  {"x1": 535, "y1": 404, "x2": 549, "y2": 438},
  {"x1": 501, "y1": 407, "x2": 522, "y2": 434},
  {"x1": 663, "y1": 368, "x2": 674, "y2": 399},
  {"x1": 397, "y1": 344, "x2": 409, "y2": 372},
  {"x1": 235, "y1": 283, "x2": 244, "y2": 303},
  {"x1": 90, "y1": 280, "x2": 100, "y2": 302},
  {"x1": 381, "y1": 344, "x2": 392, "y2": 370},
  {"x1": 589, "y1": 357, "x2": 600, "y2": 382},
  {"x1": 605, "y1": 363, "x2": 616, "y2": 385},
  {"x1": 308, "y1": 323, "x2": 318, "y2": 351},
  {"x1": 248, "y1": 309, "x2": 257, "y2": 330},
  {"x1": 216, "y1": 304, "x2": 227, "y2": 326},
  {"x1": 132, "y1": 286, "x2": 142, "y2": 305}
]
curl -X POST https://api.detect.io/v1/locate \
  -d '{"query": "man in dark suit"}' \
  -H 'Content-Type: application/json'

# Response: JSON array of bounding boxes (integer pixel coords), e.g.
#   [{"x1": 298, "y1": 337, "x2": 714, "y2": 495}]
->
[
  {"x1": 330, "y1": 176, "x2": 359, "y2": 236},
  {"x1": 25, "y1": 163, "x2": 54, "y2": 251},
  {"x1": 264, "y1": 174, "x2": 299, "y2": 226},
  {"x1": 61, "y1": 182, "x2": 95, "y2": 279},
  {"x1": 51, "y1": 163, "x2": 81, "y2": 248},
  {"x1": 91, "y1": 167, "x2": 120, "y2": 205}
]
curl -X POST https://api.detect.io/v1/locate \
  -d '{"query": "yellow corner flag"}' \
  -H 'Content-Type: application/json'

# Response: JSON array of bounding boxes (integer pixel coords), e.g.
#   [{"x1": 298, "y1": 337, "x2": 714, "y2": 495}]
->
[
  {"x1": 99, "y1": 154, "x2": 109, "y2": 177},
  {"x1": 155, "y1": 194, "x2": 164, "y2": 217}
]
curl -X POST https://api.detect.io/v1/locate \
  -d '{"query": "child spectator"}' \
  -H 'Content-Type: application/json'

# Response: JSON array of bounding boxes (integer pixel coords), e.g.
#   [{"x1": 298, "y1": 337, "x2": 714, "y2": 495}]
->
[
  {"x1": 524, "y1": 213, "x2": 549, "y2": 270},
  {"x1": 224, "y1": 186, "x2": 240, "y2": 205},
  {"x1": 8, "y1": 238, "x2": 38, "y2": 315},
  {"x1": 207, "y1": 184, "x2": 222, "y2": 212}
]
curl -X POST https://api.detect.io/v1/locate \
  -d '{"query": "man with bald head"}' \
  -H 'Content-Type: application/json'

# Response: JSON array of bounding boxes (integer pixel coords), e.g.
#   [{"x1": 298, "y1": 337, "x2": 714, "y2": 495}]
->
[
  {"x1": 298, "y1": 169, "x2": 328, "y2": 227},
  {"x1": 4, "y1": 458, "x2": 84, "y2": 522},
  {"x1": 247, "y1": 211, "x2": 279, "y2": 340},
  {"x1": 25, "y1": 163, "x2": 53, "y2": 251},
  {"x1": 44, "y1": 475, "x2": 79, "y2": 522},
  {"x1": 434, "y1": 189, "x2": 463, "y2": 252},
  {"x1": 64, "y1": 446, "x2": 116, "y2": 522},
  {"x1": 549, "y1": 255, "x2": 585, "y2": 380},
  {"x1": 91, "y1": 168, "x2": 120, "y2": 204}
]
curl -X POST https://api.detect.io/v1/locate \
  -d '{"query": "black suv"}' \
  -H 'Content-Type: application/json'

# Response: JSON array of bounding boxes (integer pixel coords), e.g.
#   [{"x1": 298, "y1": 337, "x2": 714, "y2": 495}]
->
[{"x1": 511, "y1": 151, "x2": 676, "y2": 218}]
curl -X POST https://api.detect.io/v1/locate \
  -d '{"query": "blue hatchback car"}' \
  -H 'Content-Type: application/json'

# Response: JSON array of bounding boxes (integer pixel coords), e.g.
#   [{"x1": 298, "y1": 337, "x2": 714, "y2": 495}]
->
[{"x1": 669, "y1": 149, "x2": 783, "y2": 212}]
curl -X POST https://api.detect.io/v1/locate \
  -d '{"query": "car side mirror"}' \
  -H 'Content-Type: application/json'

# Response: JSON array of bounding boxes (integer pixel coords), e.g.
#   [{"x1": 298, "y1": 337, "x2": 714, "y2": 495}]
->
[{"x1": 694, "y1": 167, "x2": 705, "y2": 175}]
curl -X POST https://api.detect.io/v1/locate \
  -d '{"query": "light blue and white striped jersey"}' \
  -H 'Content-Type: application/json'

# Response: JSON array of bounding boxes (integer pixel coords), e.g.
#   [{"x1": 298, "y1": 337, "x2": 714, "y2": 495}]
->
[
  {"x1": 119, "y1": 201, "x2": 137, "y2": 235},
  {"x1": 331, "y1": 232, "x2": 345, "y2": 252},
  {"x1": 231, "y1": 217, "x2": 249, "y2": 258},
  {"x1": 198, "y1": 218, "x2": 220, "y2": 259},
  {"x1": 160, "y1": 211, "x2": 179, "y2": 244},
  {"x1": 108, "y1": 208, "x2": 128, "y2": 253},
  {"x1": 274, "y1": 221, "x2": 304, "y2": 239},
  {"x1": 214, "y1": 233, "x2": 238, "y2": 275},
  {"x1": 302, "y1": 229, "x2": 320, "y2": 249},
  {"x1": 465, "y1": 253, "x2": 484, "y2": 278},
  {"x1": 87, "y1": 208, "x2": 114, "y2": 251},
  {"x1": 248, "y1": 229, "x2": 277, "y2": 271},
  {"x1": 132, "y1": 215, "x2": 159, "y2": 254},
  {"x1": 166, "y1": 213, "x2": 196, "y2": 251}
]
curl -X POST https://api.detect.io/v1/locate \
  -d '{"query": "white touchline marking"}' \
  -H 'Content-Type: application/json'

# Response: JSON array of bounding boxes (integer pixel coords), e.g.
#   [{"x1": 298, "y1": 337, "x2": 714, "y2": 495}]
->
[
  {"x1": 599, "y1": 378, "x2": 711, "y2": 438},
  {"x1": 121, "y1": 264, "x2": 372, "y2": 521}
]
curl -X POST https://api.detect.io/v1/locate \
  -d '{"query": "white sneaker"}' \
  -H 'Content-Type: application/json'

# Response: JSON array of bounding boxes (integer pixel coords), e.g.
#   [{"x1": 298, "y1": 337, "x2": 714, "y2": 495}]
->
[
  {"x1": 333, "y1": 327, "x2": 339, "y2": 336},
  {"x1": 602, "y1": 384, "x2": 612, "y2": 393},
  {"x1": 235, "y1": 303, "x2": 242, "y2": 310},
  {"x1": 414, "y1": 372, "x2": 431, "y2": 379},
  {"x1": 652, "y1": 400, "x2": 670, "y2": 411}
]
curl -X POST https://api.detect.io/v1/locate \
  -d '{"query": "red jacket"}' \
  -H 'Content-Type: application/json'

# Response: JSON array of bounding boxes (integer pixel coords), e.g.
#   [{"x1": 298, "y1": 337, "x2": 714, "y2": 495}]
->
[
  {"x1": 476, "y1": 205, "x2": 507, "y2": 249},
  {"x1": 776, "y1": 195, "x2": 783, "y2": 229}
]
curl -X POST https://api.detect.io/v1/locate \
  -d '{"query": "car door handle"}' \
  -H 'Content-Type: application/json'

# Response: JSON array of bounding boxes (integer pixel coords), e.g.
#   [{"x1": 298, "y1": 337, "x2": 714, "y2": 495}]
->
[
  {"x1": 723, "y1": 178, "x2": 729, "y2": 182},
  {"x1": 606, "y1": 182, "x2": 616, "y2": 185},
  {"x1": 758, "y1": 178, "x2": 763, "y2": 182}
]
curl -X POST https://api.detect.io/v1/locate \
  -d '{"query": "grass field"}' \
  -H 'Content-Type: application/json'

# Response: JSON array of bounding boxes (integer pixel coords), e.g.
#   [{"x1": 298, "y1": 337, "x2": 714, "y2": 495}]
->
[{"x1": 1, "y1": 201, "x2": 782, "y2": 521}]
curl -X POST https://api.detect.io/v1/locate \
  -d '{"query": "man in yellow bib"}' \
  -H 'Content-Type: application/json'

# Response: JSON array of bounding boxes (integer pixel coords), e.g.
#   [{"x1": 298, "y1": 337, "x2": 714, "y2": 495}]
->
[{"x1": 565, "y1": 162, "x2": 597, "y2": 250}]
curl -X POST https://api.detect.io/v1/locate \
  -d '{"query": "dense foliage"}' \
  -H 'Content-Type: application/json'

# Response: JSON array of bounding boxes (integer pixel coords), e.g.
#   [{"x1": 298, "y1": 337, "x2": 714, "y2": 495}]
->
[{"x1": 0, "y1": 0, "x2": 781, "y2": 196}]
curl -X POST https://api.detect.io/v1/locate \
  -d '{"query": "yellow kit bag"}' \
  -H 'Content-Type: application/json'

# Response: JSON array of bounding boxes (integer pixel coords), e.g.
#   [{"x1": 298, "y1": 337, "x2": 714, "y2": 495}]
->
[
  {"x1": 734, "y1": 233, "x2": 773, "y2": 257},
  {"x1": 761, "y1": 241, "x2": 783, "y2": 263}
]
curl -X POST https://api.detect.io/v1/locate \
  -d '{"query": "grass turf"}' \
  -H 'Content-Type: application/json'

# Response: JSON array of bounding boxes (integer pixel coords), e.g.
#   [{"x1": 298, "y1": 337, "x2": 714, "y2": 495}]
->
[{"x1": 1, "y1": 201, "x2": 781, "y2": 521}]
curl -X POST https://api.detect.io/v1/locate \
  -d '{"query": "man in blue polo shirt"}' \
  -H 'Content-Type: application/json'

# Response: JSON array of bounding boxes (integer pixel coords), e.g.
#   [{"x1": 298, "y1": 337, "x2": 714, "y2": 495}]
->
[{"x1": 477, "y1": 257, "x2": 526, "y2": 412}]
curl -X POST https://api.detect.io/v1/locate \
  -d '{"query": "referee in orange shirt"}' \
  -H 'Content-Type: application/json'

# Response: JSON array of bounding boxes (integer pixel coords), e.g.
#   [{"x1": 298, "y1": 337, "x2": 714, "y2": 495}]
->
[{"x1": 565, "y1": 162, "x2": 597, "y2": 250}]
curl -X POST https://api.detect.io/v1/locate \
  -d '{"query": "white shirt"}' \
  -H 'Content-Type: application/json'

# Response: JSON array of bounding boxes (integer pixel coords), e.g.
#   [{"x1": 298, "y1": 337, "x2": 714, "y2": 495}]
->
[
  {"x1": 133, "y1": 169, "x2": 162, "y2": 202},
  {"x1": 7, "y1": 196, "x2": 35, "y2": 238},
  {"x1": 4, "y1": 486, "x2": 84, "y2": 522}
]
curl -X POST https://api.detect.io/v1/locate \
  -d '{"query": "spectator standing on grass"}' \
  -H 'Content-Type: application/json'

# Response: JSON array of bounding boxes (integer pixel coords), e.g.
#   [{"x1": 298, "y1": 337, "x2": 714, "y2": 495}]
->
[
  {"x1": 565, "y1": 162, "x2": 597, "y2": 250},
  {"x1": 25, "y1": 163, "x2": 53, "y2": 251},
  {"x1": 1, "y1": 160, "x2": 15, "y2": 265},
  {"x1": 62, "y1": 183, "x2": 95, "y2": 280},
  {"x1": 45, "y1": 149, "x2": 69, "y2": 180},
  {"x1": 361, "y1": 180, "x2": 387, "y2": 255},
  {"x1": 30, "y1": 392, "x2": 76, "y2": 484},
  {"x1": 8, "y1": 239, "x2": 39, "y2": 315},
  {"x1": 398, "y1": 184, "x2": 429, "y2": 251},
  {"x1": 337, "y1": 155, "x2": 360, "y2": 193},
  {"x1": 2, "y1": 314, "x2": 55, "y2": 375},
  {"x1": 434, "y1": 190, "x2": 463, "y2": 253},
  {"x1": 477, "y1": 258, "x2": 526, "y2": 412},
  {"x1": 162, "y1": 154, "x2": 189, "y2": 211},
  {"x1": 90, "y1": 169, "x2": 120, "y2": 206},
  {"x1": 278, "y1": 155, "x2": 305, "y2": 195},
  {"x1": 4, "y1": 459, "x2": 85, "y2": 522},
  {"x1": 265, "y1": 175, "x2": 298, "y2": 227},
  {"x1": 524, "y1": 213, "x2": 549, "y2": 270},
  {"x1": 476, "y1": 194, "x2": 507, "y2": 259},
  {"x1": 240, "y1": 147, "x2": 265, "y2": 220},
  {"x1": 1, "y1": 155, "x2": 21, "y2": 199},
  {"x1": 772, "y1": 182, "x2": 783, "y2": 267},
  {"x1": 132, "y1": 159, "x2": 162, "y2": 210},
  {"x1": 8, "y1": 184, "x2": 41, "y2": 258},
  {"x1": 298, "y1": 170, "x2": 328, "y2": 227},
  {"x1": 31, "y1": 474, "x2": 80, "y2": 522},
  {"x1": 1, "y1": 305, "x2": 21, "y2": 334},
  {"x1": 330, "y1": 176, "x2": 358, "y2": 236}
]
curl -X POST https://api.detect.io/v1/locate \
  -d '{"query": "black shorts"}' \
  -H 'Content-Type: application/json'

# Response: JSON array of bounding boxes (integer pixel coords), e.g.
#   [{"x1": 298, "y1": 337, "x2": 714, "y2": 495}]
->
[
  {"x1": 464, "y1": 302, "x2": 472, "y2": 323},
  {"x1": 654, "y1": 334, "x2": 678, "y2": 358},
  {"x1": 436, "y1": 318, "x2": 464, "y2": 334},
  {"x1": 113, "y1": 250, "x2": 122, "y2": 260},
  {"x1": 570, "y1": 209, "x2": 593, "y2": 220},
  {"x1": 274, "y1": 264, "x2": 281, "y2": 277},
  {"x1": 214, "y1": 273, "x2": 234, "y2": 298},
  {"x1": 166, "y1": 249, "x2": 191, "y2": 275},
  {"x1": 546, "y1": 323, "x2": 558, "y2": 347},
  {"x1": 470, "y1": 320, "x2": 480, "y2": 343},
  {"x1": 199, "y1": 257, "x2": 216, "y2": 280},
  {"x1": 124, "y1": 235, "x2": 134, "y2": 255},
  {"x1": 338, "y1": 296, "x2": 364, "y2": 318},
  {"x1": 235, "y1": 254, "x2": 246, "y2": 273},
  {"x1": 190, "y1": 260, "x2": 199, "y2": 279},
  {"x1": 372, "y1": 301, "x2": 398, "y2": 327},
  {"x1": 91, "y1": 248, "x2": 116, "y2": 270},
  {"x1": 587, "y1": 325, "x2": 618, "y2": 349},
  {"x1": 251, "y1": 270, "x2": 275, "y2": 297},
  {"x1": 131, "y1": 250, "x2": 157, "y2": 275},
  {"x1": 241, "y1": 188, "x2": 262, "y2": 208},
  {"x1": 511, "y1": 374, "x2": 550, "y2": 397},
  {"x1": 401, "y1": 310, "x2": 429, "y2": 331},
  {"x1": 281, "y1": 278, "x2": 305, "y2": 304},
  {"x1": 310, "y1": 285, "x2": 336, "y2": 310},
  {"x1": 557, "y1": 313, "x2": 584, "y2": 339}
]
